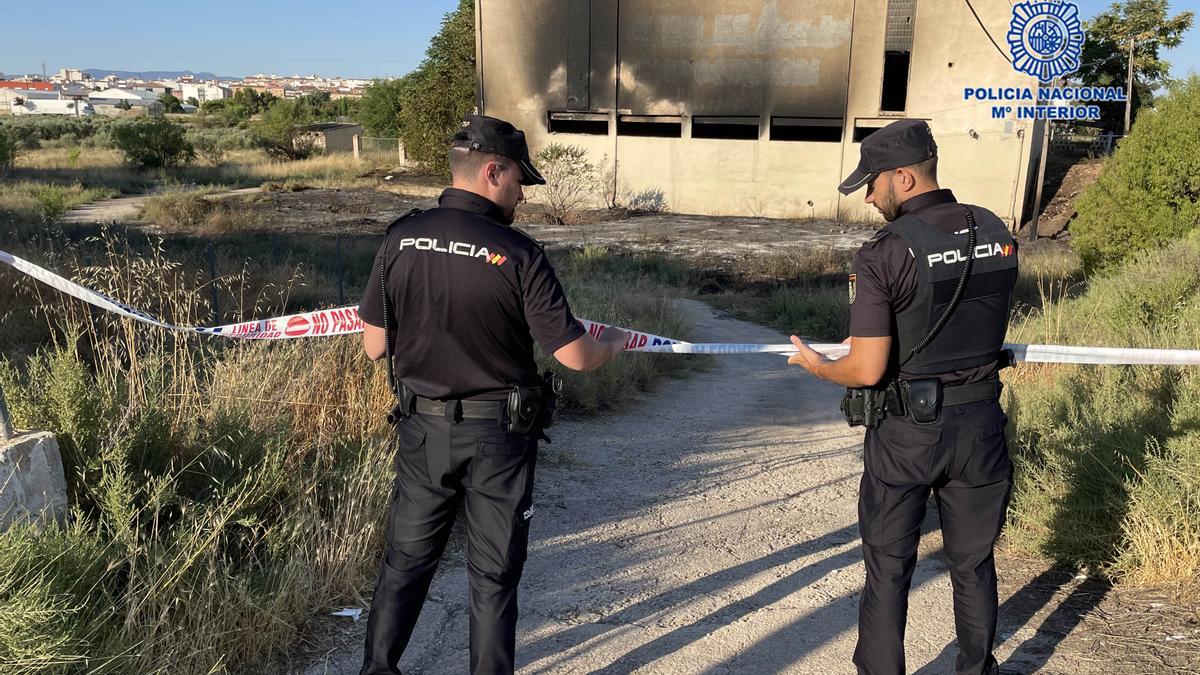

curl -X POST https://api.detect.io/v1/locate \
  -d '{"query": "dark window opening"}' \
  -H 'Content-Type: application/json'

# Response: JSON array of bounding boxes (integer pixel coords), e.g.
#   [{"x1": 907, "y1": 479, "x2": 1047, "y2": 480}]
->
[
  {"x1": 882, "y1": 0, "x2": 915, "y2": 113},
  {"x1": 770, "y1": 117, "x2": 843, "y2": 142},
  {"x1": 617, "y1": 116, "x2": 683, "y2": 138},
  {"x1": 854, "y1": 126, "x2": 882, "y2": 143},
  {"x1": 692, "y1": 116, "x2": 759, "y2": 140},
  {"x1": 881, "y1": 51, "x2": 911, "y2": 112},
  {"x1": 548, "y1": 111, "x2": 609, "y2": 135},
  {"x1": 548, "y1": 118, "x2": 609, "y2": 135}
]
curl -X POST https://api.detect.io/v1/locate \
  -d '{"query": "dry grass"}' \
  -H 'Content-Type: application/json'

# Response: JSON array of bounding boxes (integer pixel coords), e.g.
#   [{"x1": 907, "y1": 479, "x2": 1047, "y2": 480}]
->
[
  {"x1": 7, "y1": 147, "x2": 373, "y2": 197},
  {"x1": 1003, "y1": 233, "x2": 1200, "y2": 586},
  {"x1": 140, "y1": 190, "x2": 261, "y2": 235}
]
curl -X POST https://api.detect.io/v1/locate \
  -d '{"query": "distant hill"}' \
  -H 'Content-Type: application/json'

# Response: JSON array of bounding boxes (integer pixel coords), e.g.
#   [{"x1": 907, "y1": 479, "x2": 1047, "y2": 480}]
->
[{"x1": 83, "y1": 69, "x2": 240, "y2": 82}]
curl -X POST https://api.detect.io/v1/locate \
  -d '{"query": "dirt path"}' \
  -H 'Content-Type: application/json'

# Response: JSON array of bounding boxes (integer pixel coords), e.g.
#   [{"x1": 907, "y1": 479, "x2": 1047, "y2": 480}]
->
[
  {"x1": 295, "y1": 300, "x2": 1147, "y2": 675},
  {"x1": 61, "y1": 187, "x2": 262, "y2": 224}
]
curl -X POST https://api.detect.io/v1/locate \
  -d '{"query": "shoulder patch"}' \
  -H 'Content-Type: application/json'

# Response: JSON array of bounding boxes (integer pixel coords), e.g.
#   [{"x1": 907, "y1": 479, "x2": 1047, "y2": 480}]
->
[{"x1": 384, "y1": 208, "x2": 423, "y2": 233}]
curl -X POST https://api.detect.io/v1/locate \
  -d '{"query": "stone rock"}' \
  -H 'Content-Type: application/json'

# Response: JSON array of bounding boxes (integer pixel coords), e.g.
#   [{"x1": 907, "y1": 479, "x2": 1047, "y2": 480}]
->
[{"x1": 0, "y1": 431, "x2": 68, "y2": 532}]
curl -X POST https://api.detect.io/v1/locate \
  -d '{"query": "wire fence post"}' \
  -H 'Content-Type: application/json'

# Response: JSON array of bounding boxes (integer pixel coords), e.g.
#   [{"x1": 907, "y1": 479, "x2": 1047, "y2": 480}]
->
[
  {"x1": 0, "y1": 383, "x2": 14, "y2": 441},
  {"x1": 206, "y1": 243, "x2": 220, "y2": 324},
  {"x1": 336, "y1": 234, "x2": 345, "y2": 305}
]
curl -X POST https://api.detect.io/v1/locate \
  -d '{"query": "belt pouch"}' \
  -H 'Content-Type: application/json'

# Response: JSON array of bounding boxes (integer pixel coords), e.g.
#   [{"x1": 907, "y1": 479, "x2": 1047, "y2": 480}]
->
[{"x1": 903, "y1": 378, "x2": 942, "y2": 425}]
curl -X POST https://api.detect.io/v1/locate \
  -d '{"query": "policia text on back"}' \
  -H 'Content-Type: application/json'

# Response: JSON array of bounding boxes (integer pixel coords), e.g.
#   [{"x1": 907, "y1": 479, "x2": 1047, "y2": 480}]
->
[{"x1": 841, "y1": 206, "x2": 1019, "y2": 429}]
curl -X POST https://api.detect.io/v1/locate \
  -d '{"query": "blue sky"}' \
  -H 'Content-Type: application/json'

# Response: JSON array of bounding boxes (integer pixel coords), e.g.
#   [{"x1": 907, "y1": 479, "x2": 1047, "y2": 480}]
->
[{"x1": 3, "y1": 0, "x2": 1196, "y2": 81}]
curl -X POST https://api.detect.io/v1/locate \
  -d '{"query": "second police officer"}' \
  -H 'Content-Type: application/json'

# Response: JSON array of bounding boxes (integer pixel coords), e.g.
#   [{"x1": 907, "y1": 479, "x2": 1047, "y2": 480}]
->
[
  {"x1": 788, "y1": 120, "x2": 1019, "y2": 675},
  {"x1": 357, "y1": 115, "x2": 628, "y2": 675}
]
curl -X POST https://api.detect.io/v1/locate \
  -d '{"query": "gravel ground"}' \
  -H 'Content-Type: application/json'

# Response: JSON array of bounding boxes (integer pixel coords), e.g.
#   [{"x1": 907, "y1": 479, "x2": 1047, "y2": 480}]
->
[{"x1": 292, "y1": 300, "x2": 1172, "y2": 675}]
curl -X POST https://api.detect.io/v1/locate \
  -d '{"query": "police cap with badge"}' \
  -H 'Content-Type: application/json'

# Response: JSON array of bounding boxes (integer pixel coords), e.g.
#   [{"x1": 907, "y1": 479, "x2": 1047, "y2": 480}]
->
[
  {"x1": 838, "y1": 119, "x2": 937, "y2": 195},
  {"x1": 452, "y1": 115, "x2": 547, "y2": 186}
]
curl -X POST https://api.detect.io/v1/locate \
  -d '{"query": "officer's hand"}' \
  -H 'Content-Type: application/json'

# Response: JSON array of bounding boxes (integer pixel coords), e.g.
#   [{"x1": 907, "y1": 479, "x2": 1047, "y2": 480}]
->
[
  {"x1": 787, "y1": 335, "x2": 829, "y2": 374},
  {"x1": 599, "y1": 327, "x2": 629, "y2": 353}
]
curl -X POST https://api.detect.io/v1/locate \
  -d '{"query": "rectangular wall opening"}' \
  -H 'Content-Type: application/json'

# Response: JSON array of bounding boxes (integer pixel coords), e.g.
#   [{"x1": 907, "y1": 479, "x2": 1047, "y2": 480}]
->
[
  {"x1": 770, "y1": 117, "x2": 843, "y2": 142},
  {"x1": 853, "y1": 126, "x2": 881, "y2": 143},
  {"x1": 692, "y1": 115, "x2": 759, "y2": 140},
  {"x1": 548, "y1": 111, "x2": 610, "y2": 135},
  {"x1": 617, "y1": 115, "x2": 683, "y2": 138},
  {"x1": 882, "y1": 0, "x2": 915, "y2": 113}
]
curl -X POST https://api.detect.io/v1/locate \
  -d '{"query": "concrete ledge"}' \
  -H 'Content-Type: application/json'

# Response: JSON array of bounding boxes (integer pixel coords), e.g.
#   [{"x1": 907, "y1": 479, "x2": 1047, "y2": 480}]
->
[{"x1": 0, "y1": 431, "x2": 68, "y2": 532}]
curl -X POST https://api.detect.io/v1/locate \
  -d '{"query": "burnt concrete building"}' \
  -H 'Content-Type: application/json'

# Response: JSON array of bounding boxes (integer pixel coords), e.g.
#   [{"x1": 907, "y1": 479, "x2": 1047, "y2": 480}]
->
[{"x1": 475, "y1": 0, "x2": 1044, "y2": 225}]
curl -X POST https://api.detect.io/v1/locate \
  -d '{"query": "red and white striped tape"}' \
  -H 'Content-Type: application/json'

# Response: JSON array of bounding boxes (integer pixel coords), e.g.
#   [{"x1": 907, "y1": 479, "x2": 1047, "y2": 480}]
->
[{"x1": 4, "y1": 248, "x2": 1200, "y2": 366}]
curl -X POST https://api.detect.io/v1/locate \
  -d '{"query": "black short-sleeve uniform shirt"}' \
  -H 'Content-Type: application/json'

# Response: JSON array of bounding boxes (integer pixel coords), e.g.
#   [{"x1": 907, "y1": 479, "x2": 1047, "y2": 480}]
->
[
  {"x1": 849, "y1": 189, "x2": 1016, "y2": 385},
  {"x1": 359, "y1": 188, "x2": 585, "y2": 400}
]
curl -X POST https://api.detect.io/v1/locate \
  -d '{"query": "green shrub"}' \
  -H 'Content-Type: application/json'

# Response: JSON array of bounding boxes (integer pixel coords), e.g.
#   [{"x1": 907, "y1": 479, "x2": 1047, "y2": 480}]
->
[
  {"x1": 33, "y1": 185, "x2": 75, "y2": 221},
  {"x1": 110, "y1": 117, "x2": 195, "y2": 168},
  {"x1": 0, "y1": 127, "x2": 19, "y2": 170},
  {"x1": 535, "y1": 144, "x2": 600, "y2": 224},
  {"x1": 0, "y1": 115, "x2": 112, "y2": 147},
  {"x1": 191, "y1": 134, "x2": 226, "y2": 166},
  {"x1": 1071, "y1": 76, "x2": 1200, "y2": 274}
]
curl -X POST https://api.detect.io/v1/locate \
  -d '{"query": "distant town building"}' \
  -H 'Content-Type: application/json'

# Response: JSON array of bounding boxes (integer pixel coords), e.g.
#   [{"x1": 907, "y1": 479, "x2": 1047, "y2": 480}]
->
[
  {"x1": 12, "y1": 98, "x2": 95, "y2": 116},
  {"x1": 0, "y1": 81, "x2": 59, "y2": 115},
  {"x1": 178, "y1": 82, "x2": 230, "y2": 103},
  {"x1": 89, "y1": 88, "x2": 165, "y2": 115},
  {"x1": 53, "y1": 68, "x2": 89, "y2": 83}
]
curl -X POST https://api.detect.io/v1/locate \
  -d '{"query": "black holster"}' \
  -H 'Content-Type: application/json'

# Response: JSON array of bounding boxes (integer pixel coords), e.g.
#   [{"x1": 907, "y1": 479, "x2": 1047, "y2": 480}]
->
[
  {"x1": 842, "y1": 382, "x2": 905, "y2": 429},
  {"x1": 387, "y1": 384, "x2": 416, "y2": 425}
]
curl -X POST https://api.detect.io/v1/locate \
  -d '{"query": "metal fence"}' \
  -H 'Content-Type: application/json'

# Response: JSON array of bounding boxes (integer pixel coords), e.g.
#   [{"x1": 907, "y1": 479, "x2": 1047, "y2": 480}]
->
[
  {"x1": 1049, "y1": 126, "x2": 1122, "y2": 156},
  {"x1": 355, "y1": 136, "x2": 410, "y2": 167}
]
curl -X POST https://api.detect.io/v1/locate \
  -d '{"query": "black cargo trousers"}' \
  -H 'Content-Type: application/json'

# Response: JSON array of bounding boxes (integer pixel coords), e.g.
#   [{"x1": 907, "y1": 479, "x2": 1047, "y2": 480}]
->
[
  {"x1": 853, "y1": 395, "x2": 1013, "y2": 675},
  {"x1": 360, "y1": 410, "x2": 538, "y2": 675}
]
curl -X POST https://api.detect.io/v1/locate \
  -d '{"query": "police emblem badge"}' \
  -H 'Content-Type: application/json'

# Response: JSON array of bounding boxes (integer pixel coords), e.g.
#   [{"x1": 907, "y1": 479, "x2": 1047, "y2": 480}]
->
[{"x1": 1007, "y1": 1, "x2": 1084, "y2": 82}]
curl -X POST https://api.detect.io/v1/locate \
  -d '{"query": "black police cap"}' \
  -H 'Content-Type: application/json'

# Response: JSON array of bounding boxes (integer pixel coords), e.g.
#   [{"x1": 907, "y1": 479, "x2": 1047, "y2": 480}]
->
[
  {"x1": 838, "y1": 119, "x2": 938, "y2": 195},
  {"x1": 451, "y1": 114, "x2": 546, "y2": 186}
]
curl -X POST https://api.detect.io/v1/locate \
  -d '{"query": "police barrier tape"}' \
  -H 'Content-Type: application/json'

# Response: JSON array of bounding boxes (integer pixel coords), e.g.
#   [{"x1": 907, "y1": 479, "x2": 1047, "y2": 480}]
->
[{"x1": 4, "y1": 248, "x2": 1200, "y2": 366}]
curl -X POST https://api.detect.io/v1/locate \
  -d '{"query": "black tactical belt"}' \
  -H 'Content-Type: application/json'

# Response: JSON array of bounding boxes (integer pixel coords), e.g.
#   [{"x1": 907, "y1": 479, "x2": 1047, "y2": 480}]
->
[
  {"x1": 938, "y1": 379, "x2": 1002, "y2": 406},
  {"x1": 413, "y1": 396, "x2": 505, "y2": 421}
]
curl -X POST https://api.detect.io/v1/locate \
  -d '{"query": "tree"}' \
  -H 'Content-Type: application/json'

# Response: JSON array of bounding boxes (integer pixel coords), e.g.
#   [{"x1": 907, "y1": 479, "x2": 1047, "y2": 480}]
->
[
  {"x1": 358, "y1": 78, "x2": 409, "y2": 137},
  {"x1": 396, "y1": 0, "x2": 476, "y2": 172},
  {"x1": 159, "y1": 93, "x2": 184, "y2": 114},
  {"x1": 330, "y1": 96, "x2": 359, "y2": 120},
  {"x1": 231, "y1": 87, "x2": 276, "y2": 116},
  {"x1": 115, "y1": 99, "x2": 133, "y2": 111},
  {"x1": 186, "y1": 96, "x2": 200, "y2": 108},
  {"x1": 110, "y1": 117, "x2": 195, "y2": 168},
  {"x1": 250, "y1": 99, "x2": 316, "y2": 160},
  {"x1": 199, "y1": 98, "x2": 248, "y2": 126},
  {"x1": 1078, "y1": 0, "x2": 1193, "y2": 131}
]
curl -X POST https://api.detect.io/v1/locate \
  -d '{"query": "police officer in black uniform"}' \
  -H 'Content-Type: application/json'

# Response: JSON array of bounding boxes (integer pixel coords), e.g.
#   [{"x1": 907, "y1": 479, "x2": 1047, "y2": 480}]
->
[
  {"x1": 788, "y1": 120, "x2": 1018, "y2": 675},
  {"x1": 357, "y1": 115, "x2": 628, "y2": 675}
]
